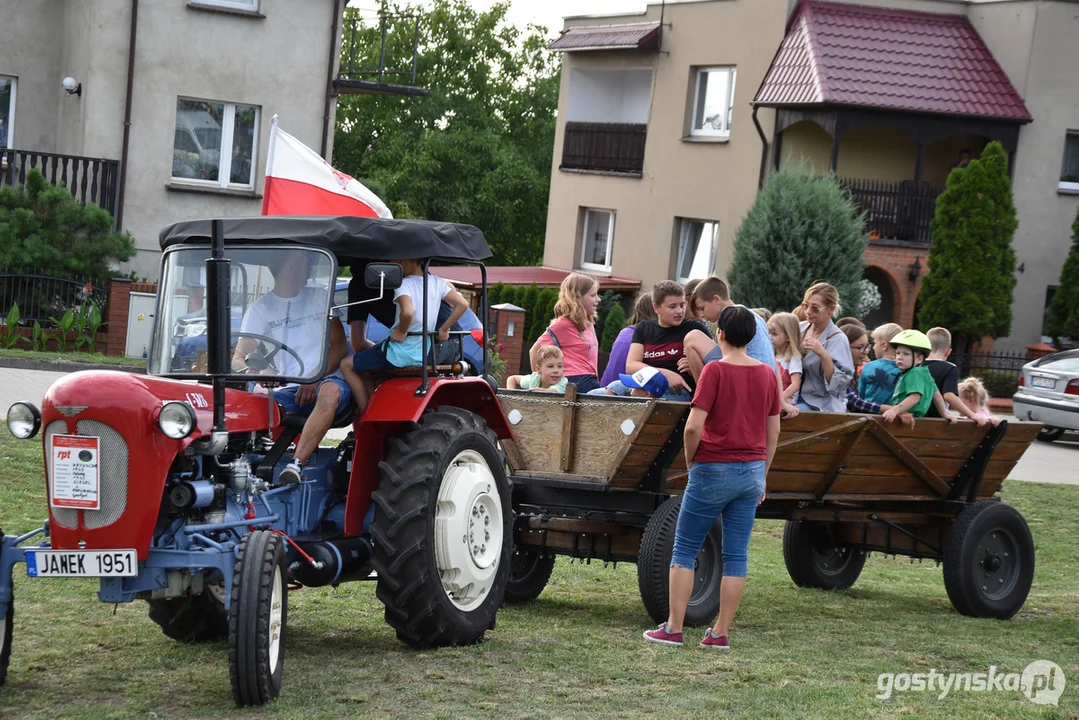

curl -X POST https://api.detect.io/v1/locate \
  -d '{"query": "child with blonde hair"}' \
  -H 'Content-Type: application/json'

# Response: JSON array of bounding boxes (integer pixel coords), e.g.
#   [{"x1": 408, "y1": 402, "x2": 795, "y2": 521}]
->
[
  {"x1": 507, "y1": 345, "x2": 568, "y2": 393},
  {"x1": 767, "y1": 312, "x2": 803, "y2": 402},
  {"x1": 859, "y1": 322, "x2": 903, "y2": 404},
  {"x1": 529, "y1": 272, "x2": 601, "y2": 393},
  {"x1": 958, "y1": 377, "x2": 999, "y2": 425}
]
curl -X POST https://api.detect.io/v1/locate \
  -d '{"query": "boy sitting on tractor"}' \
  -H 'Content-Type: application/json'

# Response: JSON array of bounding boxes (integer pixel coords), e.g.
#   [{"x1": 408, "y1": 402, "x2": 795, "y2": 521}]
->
[{"x1": 232, "y1": 250, "x2": 352, "y2": 484}]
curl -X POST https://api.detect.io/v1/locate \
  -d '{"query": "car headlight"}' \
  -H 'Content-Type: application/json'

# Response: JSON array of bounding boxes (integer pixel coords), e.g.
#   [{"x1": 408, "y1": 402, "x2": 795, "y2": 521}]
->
[
  {"x1": 158, "y1": 401, "x2": 197, "y2": 440},
  {"x1": 182, "y1": 322, "x2": 207, "y2": 338},
  {"x1": 6, "y1": 402, "x2": 41, "y2": 440}
]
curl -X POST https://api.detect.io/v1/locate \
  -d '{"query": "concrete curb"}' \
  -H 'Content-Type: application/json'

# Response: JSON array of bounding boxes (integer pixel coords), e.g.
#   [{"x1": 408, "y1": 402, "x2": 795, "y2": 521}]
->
[{"x1": 0, "y1": 357, "x2": 147, "y2": 375}]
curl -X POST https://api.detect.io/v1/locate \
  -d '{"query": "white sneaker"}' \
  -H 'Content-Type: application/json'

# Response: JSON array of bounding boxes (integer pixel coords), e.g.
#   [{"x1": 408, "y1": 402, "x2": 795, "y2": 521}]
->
[{"x1": 279, "y1": 461, "x2": 302, "y2": 484}]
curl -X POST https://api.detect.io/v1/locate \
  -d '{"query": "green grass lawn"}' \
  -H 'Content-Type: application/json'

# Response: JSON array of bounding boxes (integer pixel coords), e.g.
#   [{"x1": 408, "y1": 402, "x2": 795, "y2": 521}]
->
[
  {"x1": 0, "y1": 430, "x2": 1075, "y2": 719},
  {"x1": 0, "y1": 349, "x2": 146, "y2": 368}
]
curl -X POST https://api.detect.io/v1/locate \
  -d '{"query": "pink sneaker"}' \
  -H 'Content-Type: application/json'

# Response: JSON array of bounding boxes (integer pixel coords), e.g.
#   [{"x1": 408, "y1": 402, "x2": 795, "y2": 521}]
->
[
  {"x1": 643, "y1": 623, "x2": 684, "y2": 646},
  {"x1": 700, "y1": 629, "x2": 729, "y2": 649}
]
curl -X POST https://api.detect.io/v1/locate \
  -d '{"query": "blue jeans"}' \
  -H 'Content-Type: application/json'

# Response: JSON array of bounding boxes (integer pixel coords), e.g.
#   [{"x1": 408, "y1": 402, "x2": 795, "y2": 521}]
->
[
  {"x1": 565, "y1": 374, "x2": 600, "y2": 393},
  {"x1": 670, "y1": 460, "x2": 765, "y2": 578},
  {"x1": 273, "y1": 375, "x2": 352, "y2": 418},
  {"x1": 587, "y1": 381, "x2": 692, "y2": 401}
]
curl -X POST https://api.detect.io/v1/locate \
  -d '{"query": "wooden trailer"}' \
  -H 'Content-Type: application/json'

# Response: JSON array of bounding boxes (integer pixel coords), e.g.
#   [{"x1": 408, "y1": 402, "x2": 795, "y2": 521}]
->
[{"x1": 498, "y1": 388, "x2": 1041, "y2": 623}]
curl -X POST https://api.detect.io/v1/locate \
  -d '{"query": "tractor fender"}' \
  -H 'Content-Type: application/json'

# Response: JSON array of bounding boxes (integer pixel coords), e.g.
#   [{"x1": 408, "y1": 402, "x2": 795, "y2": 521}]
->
[{"x1": 342, "y1": 377, "x2": 514, "y2": 537}]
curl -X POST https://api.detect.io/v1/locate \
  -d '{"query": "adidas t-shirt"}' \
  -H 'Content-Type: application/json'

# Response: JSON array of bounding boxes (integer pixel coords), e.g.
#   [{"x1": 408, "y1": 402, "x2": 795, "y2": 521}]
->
[{"x1": 631, "y1": 318, "x2": 710, "y2": 389}]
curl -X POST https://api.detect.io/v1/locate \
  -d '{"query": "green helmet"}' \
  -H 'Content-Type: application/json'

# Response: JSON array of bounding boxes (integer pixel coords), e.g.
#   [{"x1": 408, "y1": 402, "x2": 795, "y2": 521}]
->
[{"x1": 890, "y1": 329, "x2": 932, "y2": 352}]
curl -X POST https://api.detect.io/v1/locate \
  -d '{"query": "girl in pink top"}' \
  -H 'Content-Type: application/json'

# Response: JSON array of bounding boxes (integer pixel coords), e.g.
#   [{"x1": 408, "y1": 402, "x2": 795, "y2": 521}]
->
[{"x1": 529, "y1": 273, "x2": 601, "y2": 393}]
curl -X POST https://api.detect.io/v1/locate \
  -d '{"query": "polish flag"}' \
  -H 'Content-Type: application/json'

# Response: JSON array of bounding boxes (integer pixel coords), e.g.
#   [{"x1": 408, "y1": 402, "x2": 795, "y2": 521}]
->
[{"x1": 261, "y1": 115, "x2": 392, "y2": 218}]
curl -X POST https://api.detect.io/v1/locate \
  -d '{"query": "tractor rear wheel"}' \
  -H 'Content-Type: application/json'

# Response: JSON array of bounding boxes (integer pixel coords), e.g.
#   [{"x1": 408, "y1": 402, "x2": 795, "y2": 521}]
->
[
  {"x1": 0, "y1": 590, "x2": 12, "y2": 687},
  {"x1": 371, "y1": 407, "x2": 512, "y2": 647},
  {"x1": 783, "y1": 521, "x2": 867, "y2": 590},
  {"x1": 943, "y1": 502, "x2": 1034, "y2": 619},
  {"x1": 504, "y1": 548, "x2": 556, "y2": 604},
  {"x1": 147, "y1": 583, "x2": 228, "y2": 642},
  {"x1": 637, "y1": 496, "x2": 723, "y2": 627},
  {"x1": 229, "y1": 531, "x2": 287, "y2": 707}
]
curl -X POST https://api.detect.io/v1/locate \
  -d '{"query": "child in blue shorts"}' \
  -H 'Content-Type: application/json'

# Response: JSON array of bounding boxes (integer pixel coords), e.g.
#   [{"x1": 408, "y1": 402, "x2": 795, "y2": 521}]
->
[{"x1": 341, "y1": 258, "x2": 469, "y2": 412}]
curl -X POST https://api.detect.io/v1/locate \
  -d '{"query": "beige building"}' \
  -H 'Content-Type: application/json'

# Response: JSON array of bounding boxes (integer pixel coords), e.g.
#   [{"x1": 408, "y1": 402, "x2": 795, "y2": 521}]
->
[
  {"x1": 543, "y1": 0, "x2": 1079, "y2": 351},
  {"x1": 0, "y1": 0, "x2": 345, "y2": 279}
]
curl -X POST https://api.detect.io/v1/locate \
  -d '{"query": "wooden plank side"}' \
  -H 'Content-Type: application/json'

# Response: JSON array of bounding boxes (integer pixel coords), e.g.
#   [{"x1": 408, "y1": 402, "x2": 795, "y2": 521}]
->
[
  {"x1": 497, "y1": 395, "x2": 563, "y2": 473},
  {"x1": 570, "y1": 401, "x2": 653, "y2": 478},
  {"x1": 559, "y1": 384, "x2": 578, "y2": 472}
]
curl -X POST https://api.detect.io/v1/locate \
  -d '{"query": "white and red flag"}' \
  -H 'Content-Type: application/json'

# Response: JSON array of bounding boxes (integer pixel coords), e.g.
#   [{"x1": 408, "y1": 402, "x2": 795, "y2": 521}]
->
[{"x1": 261, "y1": 115, "x2": 392, "y2": 218}]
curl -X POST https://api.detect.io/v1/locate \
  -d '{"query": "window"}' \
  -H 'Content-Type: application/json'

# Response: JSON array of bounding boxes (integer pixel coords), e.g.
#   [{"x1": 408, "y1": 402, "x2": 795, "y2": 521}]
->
[
  {"x1": 172, "y1": 98, "x2": 259, "y2": 189},
  {"x1": 1060, "y1": 132, "x2": 1079, "y2": 192},
  {"x1": 580, "y1": 208, "x2": 615, "y2": 271},
  {"x1": 675, "y1": 219, "x2": 719, "y2": 284},
  {"x1": 0, "y1": 76, "x2": 15, "y2": 149},
  {"x1": 196, "y1": 0, "x2": 259, "y2": 10},
  {"x1": 690, "y1": 67, "x2": 736, "y2": 138}
]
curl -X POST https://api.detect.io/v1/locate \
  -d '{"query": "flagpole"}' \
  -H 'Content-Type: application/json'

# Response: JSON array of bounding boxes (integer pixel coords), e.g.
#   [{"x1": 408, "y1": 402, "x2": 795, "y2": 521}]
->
[{"x1": 261, "y1": 114, "x2": 279, "y2": 215}]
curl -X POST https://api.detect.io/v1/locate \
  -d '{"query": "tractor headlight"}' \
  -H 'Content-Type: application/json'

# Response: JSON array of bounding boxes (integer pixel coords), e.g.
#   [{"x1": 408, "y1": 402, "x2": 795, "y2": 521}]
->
[
  {"x1": 158, "y1": 401, "x2": 197, "y2": 440},
  {"x1": 6, "y1": 402, "x2": 41, "y2": 440}
]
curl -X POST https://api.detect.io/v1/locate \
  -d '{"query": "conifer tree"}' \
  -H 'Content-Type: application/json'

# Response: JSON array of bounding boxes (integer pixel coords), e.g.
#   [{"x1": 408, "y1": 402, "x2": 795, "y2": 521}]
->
[
  {"x1": 1045, "y1": 205, "x2": 1079, "y2": 344},
  {"x1": 728, "y1": 169, "x2": 866, "y2": 314},
  {"x1": 600, "y1": 303, "x2": 626, "y2": 352},
  {"x1": 917, "y1": 141, "x2": 1018, "y2": 353}
]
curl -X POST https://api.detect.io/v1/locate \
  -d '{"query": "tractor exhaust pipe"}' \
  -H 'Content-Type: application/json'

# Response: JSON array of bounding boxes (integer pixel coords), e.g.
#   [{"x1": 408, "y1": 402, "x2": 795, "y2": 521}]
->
[{"x1": 205, "y1": 219, "x2": 231, "y2": 441}]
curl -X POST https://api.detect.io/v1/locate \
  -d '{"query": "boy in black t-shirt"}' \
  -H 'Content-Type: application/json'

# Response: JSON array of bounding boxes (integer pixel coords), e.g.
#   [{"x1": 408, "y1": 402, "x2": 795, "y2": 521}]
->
[
  {"x1": 625, "y1": 281, "x2": 709, "y2": 401},
  {"x1": 924, "y1": 327, "x2": 998, "y2": 425}
]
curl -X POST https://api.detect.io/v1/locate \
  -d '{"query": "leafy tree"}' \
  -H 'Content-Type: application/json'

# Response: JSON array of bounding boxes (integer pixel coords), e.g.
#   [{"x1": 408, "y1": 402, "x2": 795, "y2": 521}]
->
[
  {"x1": 334, "y1": 0, "x2": 560, "y2": 265},
  {"x1": 600, "y1": 302, "x2": 626, "y2": 352},
  {"x1": 1045, "y1": 205, "x2": 1079, "y2": 344},
  {"x1": 727, "y1": 169, "x2": 866, "y2": 315},
  {"x1": 918, "y1": 141, "x2": 1017, "y2": 353},
  {"x1": 0, "y1": 169, "x2": 136, "y2": 280}
]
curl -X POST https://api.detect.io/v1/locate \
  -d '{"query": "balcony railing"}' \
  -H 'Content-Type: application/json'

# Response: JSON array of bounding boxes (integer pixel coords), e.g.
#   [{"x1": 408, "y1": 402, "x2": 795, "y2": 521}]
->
[
  {"x1": 0, "y1": 149, "x2": 120, "y2": 217},
  {"x1": 840, "y1": 177, "x2": 942, "y2": 244},
  {"x1": 561, "y1": 122, "x2": 647, "y2": 176}
]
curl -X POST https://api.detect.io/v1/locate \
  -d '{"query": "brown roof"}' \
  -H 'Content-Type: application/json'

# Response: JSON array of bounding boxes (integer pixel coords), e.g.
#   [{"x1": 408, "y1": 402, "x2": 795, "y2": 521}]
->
[
  {"x1": 754, "y1": 1, "x2": 1031, "y2": 122},
  {"x1": 437, "y1": 266, "x2": 641, "y2": 293},
  {"x1": 548, "y1": 22, "x2": 661, "y2": 52}
]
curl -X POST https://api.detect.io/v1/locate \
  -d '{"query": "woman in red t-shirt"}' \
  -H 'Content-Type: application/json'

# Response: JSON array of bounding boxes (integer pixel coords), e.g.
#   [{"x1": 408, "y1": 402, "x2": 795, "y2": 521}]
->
[
  {"x1": 643, "y1": 306, "x2": 781, "y2": 650},
  {"x1": 528, "y1": 273, "x2": 601, "y2": 393}
]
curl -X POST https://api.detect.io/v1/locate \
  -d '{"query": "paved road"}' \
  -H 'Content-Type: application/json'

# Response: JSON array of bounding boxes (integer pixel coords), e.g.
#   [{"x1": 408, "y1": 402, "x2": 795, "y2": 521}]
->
[{"x1": 2, "y1": 367, "x2": 1075, "y2": 484}]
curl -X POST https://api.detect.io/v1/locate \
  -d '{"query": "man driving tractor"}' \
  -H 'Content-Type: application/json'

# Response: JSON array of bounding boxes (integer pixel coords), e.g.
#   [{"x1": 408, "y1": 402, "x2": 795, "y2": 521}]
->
[{"x1": 231, "y1": 249, "x2": 351, "y2": 484}]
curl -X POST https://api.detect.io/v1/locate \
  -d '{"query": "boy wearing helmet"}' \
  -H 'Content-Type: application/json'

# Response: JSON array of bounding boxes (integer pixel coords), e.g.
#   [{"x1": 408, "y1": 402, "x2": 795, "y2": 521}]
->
[{"x1": 881, "y1": 330, "x2": 957, "y2": 423}]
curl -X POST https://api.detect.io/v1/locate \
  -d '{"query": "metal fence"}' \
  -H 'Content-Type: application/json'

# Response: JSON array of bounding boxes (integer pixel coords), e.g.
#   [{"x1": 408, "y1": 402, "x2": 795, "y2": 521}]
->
[
  {"x1": 0, "y1": 149, "x2": 120, "y2": 216},
  {"x1": 0, "y1": 271, "x2": 109, "y2": 324},
  {"x1": 952, "y1": 350, "x2": 1028, "y2": 398}
]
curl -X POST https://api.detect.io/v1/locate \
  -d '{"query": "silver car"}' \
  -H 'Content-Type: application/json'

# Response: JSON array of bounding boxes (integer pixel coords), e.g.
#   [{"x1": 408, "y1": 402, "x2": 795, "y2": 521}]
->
[{"x1": 1013, "y1": 350, "x2": 1079, "y2": 442}]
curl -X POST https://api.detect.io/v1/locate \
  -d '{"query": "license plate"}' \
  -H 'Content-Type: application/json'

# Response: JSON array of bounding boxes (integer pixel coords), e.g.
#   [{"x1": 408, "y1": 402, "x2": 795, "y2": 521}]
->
[
  {"x1": 26, "y1": 549, "x2": 137, "y2": 578},
  {"x1": 1031, "y1": 376, "x2": 1057, "y2": 389}
]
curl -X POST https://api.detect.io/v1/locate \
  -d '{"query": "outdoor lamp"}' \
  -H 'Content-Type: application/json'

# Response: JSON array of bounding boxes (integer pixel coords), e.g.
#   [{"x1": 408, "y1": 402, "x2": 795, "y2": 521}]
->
[
  {"x1": 61, "y1": 77, "x2": 82, "y2": 97},
  {"x1": 908, "y1": 257, "x2": 922, "y2": 283}
]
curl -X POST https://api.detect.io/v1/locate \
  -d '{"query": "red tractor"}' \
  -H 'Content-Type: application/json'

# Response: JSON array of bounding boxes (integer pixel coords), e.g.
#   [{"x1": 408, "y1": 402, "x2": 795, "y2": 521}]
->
[{"x1": 0, "y1": 216, "x2": 515, "y2": 705}]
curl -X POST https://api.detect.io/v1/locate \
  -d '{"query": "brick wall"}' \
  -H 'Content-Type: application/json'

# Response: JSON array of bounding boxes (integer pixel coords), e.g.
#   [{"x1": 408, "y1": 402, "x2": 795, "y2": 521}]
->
[
  {"x1": 863, "y1": 242, "x2": 928, "y2": 330},
  {"x1": 491, "y1": 303, "x2": 526, "y2": 381}
]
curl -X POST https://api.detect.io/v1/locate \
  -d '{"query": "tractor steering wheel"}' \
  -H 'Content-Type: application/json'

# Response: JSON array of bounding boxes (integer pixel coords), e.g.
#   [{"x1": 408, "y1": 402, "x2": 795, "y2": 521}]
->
[{"x1": 232, "y1": 331, "x2": 306, "y2": 378}]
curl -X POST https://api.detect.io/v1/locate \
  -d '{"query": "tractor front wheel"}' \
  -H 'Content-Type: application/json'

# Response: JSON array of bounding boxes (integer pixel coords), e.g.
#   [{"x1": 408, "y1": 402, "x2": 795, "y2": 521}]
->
[
  {"x1": 0, "y1": 591, "x2": 12, "y2": 687},
  {"x1": 371, "y1": 407, "x2": 512, "y2": 647},
  {"x1": 147, "y1": 583, "x2": 228, "y2": 642},
  {"x1": 229, "y1": 531, "x2": 287, "y2": 707}
]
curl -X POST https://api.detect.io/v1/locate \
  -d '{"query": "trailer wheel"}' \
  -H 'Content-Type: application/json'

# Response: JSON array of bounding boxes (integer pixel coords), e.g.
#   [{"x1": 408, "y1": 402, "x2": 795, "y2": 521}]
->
[
  {"x1": 782, "y1": 521, "x2": 867, "y2": 590},
  {"x1": 504, "y1": 549, "x2": 556, "y2": 604},
  {"x1": 148, "y1": 583, "x2": 228, "y2": 642},
  {"x1": 943, "y1": 502, "x2": 1034, "y2": 619},
  {"x1": 0, "y1": 591, "x2": 12, "y2": 687},
  {"x1": 1036, "y1": 427, "x2": 1064, "y2": 443},
  {"x1": 637, "y1": 496, "x2": 723, "y2": 627},
  {"x1": 229, "y1": 531, "x2": 287, "y2": 707},
  {"x1": 371, "y1": 407, "x2": 512, "y2": 647}
]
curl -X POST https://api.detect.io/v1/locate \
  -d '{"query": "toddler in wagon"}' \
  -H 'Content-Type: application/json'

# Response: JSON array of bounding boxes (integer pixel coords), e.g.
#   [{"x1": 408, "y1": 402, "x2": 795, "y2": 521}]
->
[{"x1": 506, "y1": 345, "x2": 569, "y2": 393}]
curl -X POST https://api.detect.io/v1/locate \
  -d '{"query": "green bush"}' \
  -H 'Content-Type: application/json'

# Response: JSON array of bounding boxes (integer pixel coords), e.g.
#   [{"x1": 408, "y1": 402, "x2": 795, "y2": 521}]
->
[
  {"x1": 0, "y1": 169, "x2": 135, "y2": 281},
  {"x1": 727, "y1": 169, "x2": 866, "y2": 313},
  {"x1": 973, "y1": 369, "x2": 1019, "y2": 399},
  {"x1": 918, "y1": 142, "x2": 1017, "y2": 353},
  {"x1": 1045, "y1": 205, "x2": 1079, "y2": 344},
  {"x1": 600, "y1": 303, "x2": 626, "y2": 352}
]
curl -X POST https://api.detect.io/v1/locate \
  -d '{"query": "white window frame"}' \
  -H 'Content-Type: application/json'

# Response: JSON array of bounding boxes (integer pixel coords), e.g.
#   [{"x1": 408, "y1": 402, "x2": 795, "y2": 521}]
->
[
  {"x1": 1060, "y1": 131, "x2": 1079, "y2": 192},
  {"x1": 579, "y1": 208, "x2": 616, "y2": 272},
  {"x1": 0, "y1": 75, "x2": 15, "y2": 149},
  {"x1": 675, "y1": 218, "x2": 720, "y2": 285},
  {"x1": 690, "y1": 67, "x2": 736, "y2": 139},
  {"x1": 172, "y1": 98, "x2": 259, "y2": 190},
  {"x1": 197, "y1": 0, "x2": 259, "y2": 11}
]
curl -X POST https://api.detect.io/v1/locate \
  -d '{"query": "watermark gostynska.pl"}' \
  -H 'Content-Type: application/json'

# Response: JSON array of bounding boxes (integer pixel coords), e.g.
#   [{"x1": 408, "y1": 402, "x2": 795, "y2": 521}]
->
[{"x1": 876, "y1": 660, "x2": 1065, "y2": 706}]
